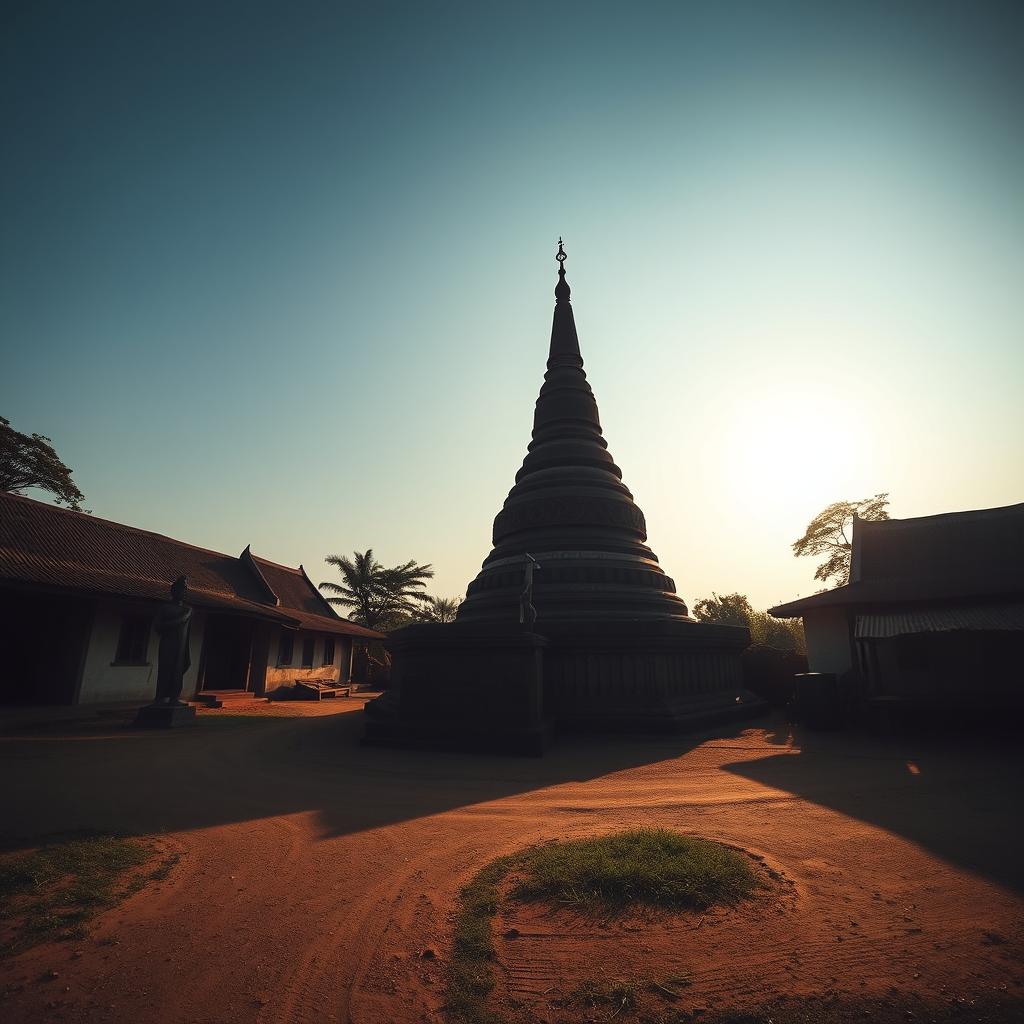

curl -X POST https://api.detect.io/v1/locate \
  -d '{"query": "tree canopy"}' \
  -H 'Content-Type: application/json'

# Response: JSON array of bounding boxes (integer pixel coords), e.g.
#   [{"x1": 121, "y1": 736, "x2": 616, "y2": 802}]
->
[
  {"x1": 0, "y1": 415, "x2": 85, "y2": 511},
  {"x1": 319, "y1": 549, "x2": 434, "y2": 632},
  {"x1": 692, "y1": 591, "x2": 805, "y2": 653},
  {"x1": 792, "y1": 493, "x2": 890, "y2": 587},
  {"x1": 415, "y1": 595, "x2": 462, "y2": 624},
  {"x1": 691, "y1": 592, "x2": 754, "y2": 628}
]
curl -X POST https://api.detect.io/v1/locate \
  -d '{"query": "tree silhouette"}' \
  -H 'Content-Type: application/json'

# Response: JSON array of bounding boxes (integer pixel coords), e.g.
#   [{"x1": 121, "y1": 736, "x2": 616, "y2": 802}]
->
[
  {"x1": 1, "y1": 415, "x2": 85, "y2": 511},
  {"x1": 319, "y1": 549, "x2": 434, "y2": 631},
  {"x1": 416, "y1": 595, "x2": 462, "y2": 623},
  {"x1": 692, "y1": 592, "x2": 753, "y2": 627},
  {"x1": 792, "y1": 493, "x2": 890, "y2": 587}
]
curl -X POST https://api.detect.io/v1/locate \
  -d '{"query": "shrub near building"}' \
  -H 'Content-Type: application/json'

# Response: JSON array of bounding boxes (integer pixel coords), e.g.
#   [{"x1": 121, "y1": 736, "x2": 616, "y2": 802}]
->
[{"x1": 692, "y1": 593, "x2": 807, "y2": 707}]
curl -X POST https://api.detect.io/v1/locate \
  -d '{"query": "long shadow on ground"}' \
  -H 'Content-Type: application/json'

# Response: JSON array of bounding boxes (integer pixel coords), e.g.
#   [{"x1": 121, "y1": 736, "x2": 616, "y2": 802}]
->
[
  {"x1": 723, "y1": 725, "x2": 1024, "y2": 894},
  {"x1": 5, "y1": 708, "x2": 1022, "y2": 897},
  {"x1": 0, "y1": 707, "x2": 711, "y2": 849}
]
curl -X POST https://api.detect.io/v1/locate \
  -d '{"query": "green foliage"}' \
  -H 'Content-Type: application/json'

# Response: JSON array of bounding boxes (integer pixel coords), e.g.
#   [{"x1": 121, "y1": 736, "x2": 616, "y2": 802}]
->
[
  {"x1": 692, "y1": 592, "x2": 805, "y2": 654},
  {"x1": 416, "y1": 595, "x2": 463, "y2": 624},
  {"x1": 513, "y1": 829, "x2": 759, "y2": 912},
  {"x1": 692, "y1": 592, "x2": 753, "y2": 628},
  {"x1": 792, "y1": 493, "x2": 890, "y2": 587},
  {"x1": 0, "y1": 834, "x2": 155, "y2": 957},
  {"x1": 319, "y1": 549, "x2": 434, "y2": 631},
  {"x1": 748, "y1": 610, "x2": 806, "y2": 655},
  {"x1": 448, "y1": 855, "x2": 516, "y2": 1024},
  {"x1": 0, "y1": 415, "x2": 85, "y2": 511}
]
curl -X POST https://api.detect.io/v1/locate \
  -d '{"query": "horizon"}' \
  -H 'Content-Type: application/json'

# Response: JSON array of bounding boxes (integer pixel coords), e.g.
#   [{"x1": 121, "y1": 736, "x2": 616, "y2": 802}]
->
[{"x1": 3, "y1": 1, "x2": 1022, "y2": 611}]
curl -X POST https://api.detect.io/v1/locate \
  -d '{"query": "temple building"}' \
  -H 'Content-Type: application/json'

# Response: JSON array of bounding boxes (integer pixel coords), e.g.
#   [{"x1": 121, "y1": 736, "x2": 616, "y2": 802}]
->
[
  {"x1": 366, "y1": 243, "x2": 761, "y2": 752},
  {"x1": 769, "y1": 501, "x2": 1024, "y2": 719},
  {"x1": 0, "y1": 491, "x2": 383, "y2": 707}
]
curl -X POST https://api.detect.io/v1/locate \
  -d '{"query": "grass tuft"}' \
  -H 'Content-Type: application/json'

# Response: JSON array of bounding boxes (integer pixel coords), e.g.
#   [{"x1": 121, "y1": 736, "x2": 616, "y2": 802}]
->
[
  {"x1": 0, "y1": 834, "x2": 157, "y2": 958},
  {"x1": 512, "y1": 829, "x2": 759, "y2": 912},
  {"x1": 447, "y1": 855, "x2": 516, "y2": 1024}
]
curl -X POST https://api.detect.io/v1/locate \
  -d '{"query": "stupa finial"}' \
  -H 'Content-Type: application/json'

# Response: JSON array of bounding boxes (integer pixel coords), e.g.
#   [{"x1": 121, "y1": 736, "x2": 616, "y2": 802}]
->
[{"x1": 555, "y1": 237, "x2": 570, "y2": 302}]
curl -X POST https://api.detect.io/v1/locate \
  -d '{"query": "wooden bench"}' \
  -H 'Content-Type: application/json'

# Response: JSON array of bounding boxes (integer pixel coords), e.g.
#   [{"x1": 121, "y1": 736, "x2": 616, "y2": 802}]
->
[{"x1": 294, "y1": 680, "x2": 351, "y2": 701}]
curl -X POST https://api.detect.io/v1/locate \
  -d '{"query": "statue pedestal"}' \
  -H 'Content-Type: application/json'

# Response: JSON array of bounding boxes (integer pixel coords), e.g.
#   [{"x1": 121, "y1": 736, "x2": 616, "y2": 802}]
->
[
  {"x1": 364, "y1": 623, "x2": 552, "y2": 755},
  {"x1": 133, "y1": 702, "x2": 197, "y2": 728}
]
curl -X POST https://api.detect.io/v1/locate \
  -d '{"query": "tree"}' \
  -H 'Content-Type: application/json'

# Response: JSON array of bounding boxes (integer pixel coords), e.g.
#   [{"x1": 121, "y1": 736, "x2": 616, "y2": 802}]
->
[
  {"x1": 691, "y1": 592, "x2": 754, "y2": 628},
  {"x1": 415, "y1": 595, "x2": 462, "y2": 623},
  {"x1": 792, "y1": 493, "x2": 890, "y2": 587},
  {"x1": 319, "y1": 549, "x2": 434, "y2": 632},
  {"x1": 0, "y1": 415, "x2": 85, "y2": 511}
]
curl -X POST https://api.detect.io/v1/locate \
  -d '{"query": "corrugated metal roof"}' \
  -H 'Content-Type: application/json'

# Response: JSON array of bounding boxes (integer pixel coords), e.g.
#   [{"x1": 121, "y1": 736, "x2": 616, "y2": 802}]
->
[{"x1": 855, "y1": 604, "x2": 1024, "y2": 638}]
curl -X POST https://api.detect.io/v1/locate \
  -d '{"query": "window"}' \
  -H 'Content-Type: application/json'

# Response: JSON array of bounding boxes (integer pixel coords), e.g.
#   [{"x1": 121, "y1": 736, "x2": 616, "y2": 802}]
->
[
  {"x1": 278, "y1": 634, "x2": 294, "y2": 666},
  {"x1": 301, "y1": 637, "x2": 315, "y2": 668},
  {"x1": 323, "y1": 638, "x2": 335, "y2": 666},
  {"x1": 115, "y1": 614, "x2": 151, "y2": 664}
]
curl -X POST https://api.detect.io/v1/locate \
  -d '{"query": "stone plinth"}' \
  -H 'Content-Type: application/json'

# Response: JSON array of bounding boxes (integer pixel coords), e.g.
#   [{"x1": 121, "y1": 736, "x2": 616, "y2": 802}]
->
[
  {"x1": 133, "y1": 702, "x2": 197, "y2": 728},
  {"x1": 364, "y1": 623, "x2": 551, "y2": 755},
  {"x1": 541, "y1": 619, "x2": 763, "y2": 732}
]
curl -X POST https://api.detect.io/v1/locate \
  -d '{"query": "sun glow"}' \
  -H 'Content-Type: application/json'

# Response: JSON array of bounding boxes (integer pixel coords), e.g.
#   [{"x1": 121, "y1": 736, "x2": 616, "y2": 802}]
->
[{"x1": 722, "y1": 388, "x2": 873, "y2": 531}]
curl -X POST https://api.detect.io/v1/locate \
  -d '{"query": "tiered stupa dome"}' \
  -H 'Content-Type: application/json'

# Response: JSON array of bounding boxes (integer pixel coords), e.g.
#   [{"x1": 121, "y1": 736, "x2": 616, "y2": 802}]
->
[{"x1": 457, "y1": 241, "x2": 692, "y2": 624}]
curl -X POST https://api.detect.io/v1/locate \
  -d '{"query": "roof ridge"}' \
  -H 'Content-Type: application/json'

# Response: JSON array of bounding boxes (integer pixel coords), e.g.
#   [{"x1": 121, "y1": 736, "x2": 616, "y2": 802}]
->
[
  {"x1": 863, "y1": 501, "x2": 1024, "y2": 529},
  {"x1": 0, "y1": 491, "x2": 244, "y2": 564},
  {"x1": 298, "y1": 563, "x2": 341, "y2": 618},
  {"x1": 251, "y1": 553, "x2": 304, "y2": 573},
  {"x1": 240, "y1": 545, "x2": 281, "y2": 606}
]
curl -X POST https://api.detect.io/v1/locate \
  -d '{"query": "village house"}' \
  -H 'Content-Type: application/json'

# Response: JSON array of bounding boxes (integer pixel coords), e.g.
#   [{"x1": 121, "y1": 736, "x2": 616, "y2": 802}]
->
[
  {"x1": 769, "y1": 501, "x2": 1024, "y2": 717},
  {"x1": 0, "y1": 492, "x2": 383, "y2": 706}
]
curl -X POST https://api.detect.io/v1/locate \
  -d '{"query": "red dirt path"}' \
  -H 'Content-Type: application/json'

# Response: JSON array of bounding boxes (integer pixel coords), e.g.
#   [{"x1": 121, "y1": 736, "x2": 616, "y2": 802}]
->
[{"x1": 1, "y1": 699, "x2": 1022, "y2": 1023}]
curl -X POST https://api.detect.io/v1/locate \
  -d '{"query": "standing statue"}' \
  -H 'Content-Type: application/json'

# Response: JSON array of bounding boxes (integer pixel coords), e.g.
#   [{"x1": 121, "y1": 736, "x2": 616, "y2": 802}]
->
[
  {"x1": 136, "y1": 575, "x2": 196, "y2": 727},
  {"x1": 519, "y1": 553, "x2": 540, "y2": 630},
  {"x1": 154, "y1": 575, "x2": 192, "y2": 704}
]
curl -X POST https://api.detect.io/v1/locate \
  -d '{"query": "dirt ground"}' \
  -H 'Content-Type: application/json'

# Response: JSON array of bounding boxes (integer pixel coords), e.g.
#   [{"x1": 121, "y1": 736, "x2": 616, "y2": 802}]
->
[{"x1": 1, "y1": 699, "x2": 1022, "y2": 1024}]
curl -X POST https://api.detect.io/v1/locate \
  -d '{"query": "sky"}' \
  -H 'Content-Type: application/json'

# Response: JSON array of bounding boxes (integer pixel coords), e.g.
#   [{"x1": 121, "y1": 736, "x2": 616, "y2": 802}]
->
[{"x1": 2, "y1": 0, "x2": 1022, "y2": 611}]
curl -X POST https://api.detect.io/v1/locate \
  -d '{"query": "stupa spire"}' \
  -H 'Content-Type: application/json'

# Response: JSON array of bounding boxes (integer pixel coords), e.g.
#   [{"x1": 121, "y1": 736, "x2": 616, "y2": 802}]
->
[
  {"x1": 548, "y1": 238, "x2": 582, "y2": 366},
  {"x1": 555, "y1": 237, "x2": 570, "y2": 301}
]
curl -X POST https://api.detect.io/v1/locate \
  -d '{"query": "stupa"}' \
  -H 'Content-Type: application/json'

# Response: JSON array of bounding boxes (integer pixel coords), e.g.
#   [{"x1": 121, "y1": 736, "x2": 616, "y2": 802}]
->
[{"x1": 365, "y1": 243, "x2": 761, "y2": 753}]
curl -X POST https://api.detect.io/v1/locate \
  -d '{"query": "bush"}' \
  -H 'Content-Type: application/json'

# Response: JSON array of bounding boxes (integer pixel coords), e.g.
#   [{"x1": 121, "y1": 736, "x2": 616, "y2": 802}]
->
[{"x1": 742, "y1": 643, "x2": 808, "y2": 707}]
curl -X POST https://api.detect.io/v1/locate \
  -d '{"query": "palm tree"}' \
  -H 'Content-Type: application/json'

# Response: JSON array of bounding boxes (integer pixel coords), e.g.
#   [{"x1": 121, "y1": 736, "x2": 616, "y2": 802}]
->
[
  {"x1": 319, "y1": 549, "x2": 434, "y2": 631},
  {"x1": 416, "y1": 595, "x2": 462, "y2": 623}
]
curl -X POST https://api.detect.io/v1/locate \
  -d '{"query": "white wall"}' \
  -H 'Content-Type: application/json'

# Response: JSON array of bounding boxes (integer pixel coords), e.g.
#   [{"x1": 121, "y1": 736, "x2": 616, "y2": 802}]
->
[
  {"x1": 77, "y1": 601, "x2": 206, "y2": 704},
  {"x1": 803, "y1": 607, "x2": 853, "y2": 676},
  {"x1": 265, "y1": 629, "x2": 350, "y2": 690}
]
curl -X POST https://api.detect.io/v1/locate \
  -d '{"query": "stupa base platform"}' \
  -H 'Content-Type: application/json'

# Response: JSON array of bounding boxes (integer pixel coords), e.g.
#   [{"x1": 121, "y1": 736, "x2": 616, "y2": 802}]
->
[
  {"x1": 363, "y1": 619, "x2": 764, "y2": 754},
  {"x1": 542, "y1": 618, "x2": 766, "y2": 732},
  {"x1": 363, "y1": 623, "x2": 553, "y2": 756}
]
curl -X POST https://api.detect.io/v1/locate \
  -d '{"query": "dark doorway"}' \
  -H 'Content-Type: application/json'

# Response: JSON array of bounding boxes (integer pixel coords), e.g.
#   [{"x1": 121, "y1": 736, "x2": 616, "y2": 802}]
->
[
  {"x1": 200, "y1": 616, "x2": 253, "y2": 692},
  {"x1": 0, "y1": 589, "x2": 92, "y2": 705}
]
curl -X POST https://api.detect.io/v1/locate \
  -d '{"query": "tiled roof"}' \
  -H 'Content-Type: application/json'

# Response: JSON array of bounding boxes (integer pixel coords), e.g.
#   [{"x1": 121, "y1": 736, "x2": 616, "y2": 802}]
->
[
  {"x1": 769, "y1": 576, "x2": 1024, "y2": 617},
  {"x1": 770, "y1": 501, "x2": 1024, "y2": 618},
  {"x1": 252, "y1": 555, "x2": 383, "y2": 639},
  {"x1": 0, "y1": 492, "x2": 384, "y2": 639},
  {"x1": 854, "y1": 501, "x2": 1024, "y2": 585}
]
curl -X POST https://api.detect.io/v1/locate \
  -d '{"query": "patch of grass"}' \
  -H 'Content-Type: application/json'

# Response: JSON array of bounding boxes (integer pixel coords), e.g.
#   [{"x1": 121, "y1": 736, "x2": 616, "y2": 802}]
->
[
  {"x1": 0, "y1": 834, "x2": 155, "y2": 958},
  {"x1": 512, "y1": 829, "x2": 759, "y2": 912},
  {"x1": 556, "y1": 975, "x2": 693, "y2": 1018},
  {"x1": 447, "y1": 855, "x2": 516, "y2": 1024},
  {"x1": 563, "y1": 978, "x2": 641, "y2": 1015},
  {"x1": 445, "y1": 831, "x2": 760, "y2": 1023}
]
